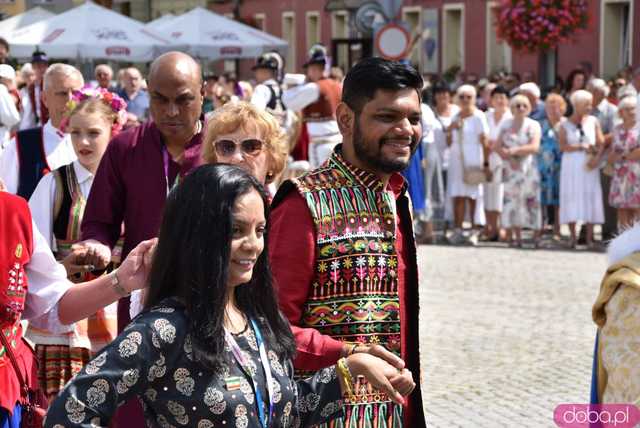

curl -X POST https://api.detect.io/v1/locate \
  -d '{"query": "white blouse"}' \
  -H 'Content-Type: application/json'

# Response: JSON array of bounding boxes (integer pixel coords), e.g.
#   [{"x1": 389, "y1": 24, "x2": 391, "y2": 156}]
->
[{"x1": 28, "y1": 160, "x2": 94, "y2": 252}]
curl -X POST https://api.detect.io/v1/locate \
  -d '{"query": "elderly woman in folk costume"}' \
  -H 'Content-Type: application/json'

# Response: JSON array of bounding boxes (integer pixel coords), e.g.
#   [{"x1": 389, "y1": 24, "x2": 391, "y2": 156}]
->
[
  {"x1": 591, "y1": 222, "x2": 640, "y2": 406},
  {"x1": 26, "y1": 88, "x2": 129, "y2": 401}
]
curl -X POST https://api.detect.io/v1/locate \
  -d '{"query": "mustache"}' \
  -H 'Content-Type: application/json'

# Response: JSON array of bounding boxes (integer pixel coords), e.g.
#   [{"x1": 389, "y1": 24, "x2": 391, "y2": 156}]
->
[{"x1": 380, "y1": 136, "x2": 419, "y2": 146}]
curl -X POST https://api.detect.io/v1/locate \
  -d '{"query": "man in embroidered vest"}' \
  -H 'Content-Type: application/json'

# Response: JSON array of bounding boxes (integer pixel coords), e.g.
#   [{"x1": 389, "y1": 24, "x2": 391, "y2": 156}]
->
[
  {"x1": 18, "y1": 50, "x2": 49, "y2": 131},
  {"x1": 283, "y1": 44, "x2": 342, "y2": 168},
  {"x1": 0, "y1": 63, "x2": 83, "y2": 199},
  {"x1": 270, "y1": 57, "x2": 425, "y2": 427}
]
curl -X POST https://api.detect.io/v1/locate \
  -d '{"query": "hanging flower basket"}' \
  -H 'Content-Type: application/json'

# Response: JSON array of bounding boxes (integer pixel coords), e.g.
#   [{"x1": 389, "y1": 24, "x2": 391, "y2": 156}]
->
[{"x1": 494, "y1": 0, "x2": 590, "y2": 53}]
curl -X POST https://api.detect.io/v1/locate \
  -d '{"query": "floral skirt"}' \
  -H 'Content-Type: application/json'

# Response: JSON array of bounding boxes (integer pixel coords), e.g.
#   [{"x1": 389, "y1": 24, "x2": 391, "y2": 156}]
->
[{"x1": 35, "y1": 345, "x2": 90, "y2": 398}]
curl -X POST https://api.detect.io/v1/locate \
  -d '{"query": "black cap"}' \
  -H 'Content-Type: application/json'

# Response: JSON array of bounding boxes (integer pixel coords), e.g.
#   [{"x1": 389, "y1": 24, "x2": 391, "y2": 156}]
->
[
  {"x1": 31, "y1": 49, "x2": 48, "y2": 64},
  {"x1": 303, "y1": 44, "x2": 328, "y2": 68},
  {"x1": 252, "y1": 52, "x2": 283, "y2": 72}
]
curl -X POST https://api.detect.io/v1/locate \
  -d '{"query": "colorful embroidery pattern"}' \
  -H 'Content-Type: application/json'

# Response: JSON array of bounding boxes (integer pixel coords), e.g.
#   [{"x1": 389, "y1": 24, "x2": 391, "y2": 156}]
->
[{"x1": 291, "y1": 152, "x2": 404, "y2": 426}]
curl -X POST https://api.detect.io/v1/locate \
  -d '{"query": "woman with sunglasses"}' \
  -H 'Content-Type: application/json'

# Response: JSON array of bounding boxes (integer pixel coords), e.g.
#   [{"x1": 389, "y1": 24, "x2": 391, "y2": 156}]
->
[
  {"x1": 128, "y1": 102, "x2": 289, "y2": 318},
  {"x1": 202, "y1": 102, "x2": 289, "y2": 196},
  {"x1": 44, "y1": 164, "x2": 415, "y2": 428},
  {"x1": 558, "y1": 90, "x2": 605, "y2": 248},
  {"x1": 446, "y1": 84, "x2": 489, "y2": 245},
  {"x1": 496, "y1": 94, "x2": 542, "y2": 248}
]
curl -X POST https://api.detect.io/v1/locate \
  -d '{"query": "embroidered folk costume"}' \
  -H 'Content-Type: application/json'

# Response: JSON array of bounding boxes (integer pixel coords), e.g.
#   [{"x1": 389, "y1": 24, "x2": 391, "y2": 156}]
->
[
  {"x1": 0, "y1": 192, "x2": 72, "y2": 425},
  {"x1": 282, "y1": 45, "x2": 342, "y2": 168},
  {"x1": 270, "y1": 147, "x2": 424, "y2": 427},
  {"x1": 591, "y1": 224, "x2": 640, "y2": 405},
  {"x1": 0, "y1": 120, "x2": 75, "y2": 199},
  {"x1": 25, "y1": 88, "x2": 127, "y2": 398}
]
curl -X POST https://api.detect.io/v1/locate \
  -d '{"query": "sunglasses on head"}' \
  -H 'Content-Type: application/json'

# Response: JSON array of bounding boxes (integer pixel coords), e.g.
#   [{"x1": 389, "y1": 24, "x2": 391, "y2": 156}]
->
[{"x1": 214, "y1": 138, "x2": 264, "y2": 158}]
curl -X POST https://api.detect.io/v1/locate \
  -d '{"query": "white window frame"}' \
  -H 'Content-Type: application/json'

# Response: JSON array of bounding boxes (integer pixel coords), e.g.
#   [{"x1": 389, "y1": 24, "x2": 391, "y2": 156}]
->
[
  {"x1": 331, "y1": 11, "x2": 349, "y2": 39},
  {"x1": 401, "y1": 6, "x2": 422, "y2": 67},
  {"x1": 599, "y1": 0, "x2": 634, "y2": 77},
  {"x1": 306, "y1": 11, "x2": 321, "y2": 51},
  {"x1": 282, "y1": 11, "x2": 296, "y2": 73},
  {"x1": 442, "y1": 3, "x2": 465, "y2": 71},
  {"x1": 485, "y1": 1, "x2": 512, "y2": 75},
  {"x1": 253, "y1": 12, "x2": 266, "y2": 32}
]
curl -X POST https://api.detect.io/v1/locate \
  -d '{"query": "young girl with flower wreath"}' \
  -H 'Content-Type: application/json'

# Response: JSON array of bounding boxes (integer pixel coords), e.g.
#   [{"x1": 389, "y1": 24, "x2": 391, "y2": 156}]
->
[{"x1": 26, "y1": 87, "x2": 128, "y2": 402}]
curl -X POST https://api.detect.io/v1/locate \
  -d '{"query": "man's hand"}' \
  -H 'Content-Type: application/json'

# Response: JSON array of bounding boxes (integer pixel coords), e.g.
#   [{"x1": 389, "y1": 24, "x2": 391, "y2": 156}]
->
[
  {"x1": 60, "y1": 245, "x2": 95, "y2": 276},
  {"x1": 344, "y1": 353, "x2": 415, "y2": 405},
  {"x1": 76, "y1": 240, "x2": 112, "y2": 270},
  {"x1": 118, "y1": 238, "x2": 157, "y2": 293},
  {"x1": 349, "y1": 344, "x2": 405, "y2": 371}
]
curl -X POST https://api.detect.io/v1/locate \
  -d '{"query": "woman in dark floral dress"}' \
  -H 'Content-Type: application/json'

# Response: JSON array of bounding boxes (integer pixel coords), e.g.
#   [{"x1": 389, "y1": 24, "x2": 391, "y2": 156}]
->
[{"x1": 45, "y1": 165, "x2": 414, "y2": 428}]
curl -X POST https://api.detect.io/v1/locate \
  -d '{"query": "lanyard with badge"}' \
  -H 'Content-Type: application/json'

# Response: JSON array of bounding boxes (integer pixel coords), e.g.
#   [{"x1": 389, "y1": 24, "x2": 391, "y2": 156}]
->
[
  {"x1": 224, "y1": 318, "x2": 275, "y2": 428},
  {"x1": 162, "y1": 121, "x2": 203, "y2": 194},
  {"x1": 162, "y1": 146, "x2": 181, "y2": 195}
]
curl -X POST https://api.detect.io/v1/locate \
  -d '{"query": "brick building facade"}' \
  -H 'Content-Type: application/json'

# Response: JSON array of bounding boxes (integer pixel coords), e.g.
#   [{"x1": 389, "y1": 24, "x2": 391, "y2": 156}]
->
[{"x1": 206, "y1": 0, "x2": 639, "y2": 84}]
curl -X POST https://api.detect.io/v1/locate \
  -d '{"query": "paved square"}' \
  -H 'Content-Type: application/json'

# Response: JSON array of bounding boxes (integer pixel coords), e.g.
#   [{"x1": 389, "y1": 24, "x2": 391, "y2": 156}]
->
[{"x1": 418, "y1": 245, "x2": 608, "y2": 427}]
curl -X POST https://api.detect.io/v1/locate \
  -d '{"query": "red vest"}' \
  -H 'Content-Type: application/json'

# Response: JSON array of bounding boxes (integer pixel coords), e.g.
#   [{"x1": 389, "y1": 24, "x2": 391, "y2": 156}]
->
[
  {"x1": 0, "y1": 192, "x2": 37, "y2": 414},
  {"x1": 302, "y1": 78, "x2": 342, "y2": 121}
]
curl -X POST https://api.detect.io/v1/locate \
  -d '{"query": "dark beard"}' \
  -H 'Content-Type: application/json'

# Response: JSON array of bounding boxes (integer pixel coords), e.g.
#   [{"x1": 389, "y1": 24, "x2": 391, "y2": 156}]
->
[{"x1": 352, "y1": 120, "x2": 419, "y2": 174}]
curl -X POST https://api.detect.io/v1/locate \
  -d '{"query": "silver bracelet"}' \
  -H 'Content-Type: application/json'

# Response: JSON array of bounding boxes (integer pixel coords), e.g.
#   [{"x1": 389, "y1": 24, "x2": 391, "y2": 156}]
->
[{"x1": 110, "y1": 270, "x2": 130, "y2": 298}]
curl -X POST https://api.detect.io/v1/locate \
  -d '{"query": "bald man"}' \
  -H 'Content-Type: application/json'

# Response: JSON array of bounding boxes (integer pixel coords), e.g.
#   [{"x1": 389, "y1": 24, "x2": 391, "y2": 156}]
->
[{"x1": 80, "y1": 51, "x2": 204, "y2": 327}]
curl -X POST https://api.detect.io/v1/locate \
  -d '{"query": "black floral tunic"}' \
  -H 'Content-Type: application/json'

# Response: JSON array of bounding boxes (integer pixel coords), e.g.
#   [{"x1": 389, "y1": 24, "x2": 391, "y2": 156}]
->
[{"x1": 44, "y1": 299, "x2": 344, "y2": 428}]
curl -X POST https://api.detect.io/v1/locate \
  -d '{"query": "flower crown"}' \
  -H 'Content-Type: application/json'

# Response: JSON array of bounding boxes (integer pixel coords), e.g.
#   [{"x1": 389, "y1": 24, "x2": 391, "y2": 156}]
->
[{"x1": 63, "y1": 86, "x2": 128, "y2": 135}]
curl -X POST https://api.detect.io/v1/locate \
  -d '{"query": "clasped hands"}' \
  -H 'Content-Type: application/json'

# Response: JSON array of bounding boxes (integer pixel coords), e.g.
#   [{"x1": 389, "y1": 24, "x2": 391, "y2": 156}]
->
[
  {"x1": 341, "y1": 343, "x2": 416, "y2": 406},
  {"x1": 67, "y1": 239, "x2": 157, "y2": 294}
]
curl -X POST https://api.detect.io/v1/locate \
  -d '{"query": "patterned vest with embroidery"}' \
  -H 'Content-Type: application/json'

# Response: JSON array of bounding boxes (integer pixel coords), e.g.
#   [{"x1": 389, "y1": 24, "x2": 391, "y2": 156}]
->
[
  {"x1": 286, "y1": 152, "x2": 404, "y2": 427},
  {"x1": 0, "y1": 192, "x2": 35, "y2": 413},
  {"x1": 26, "y1": 164, "x2": 119, "y2": 353}
]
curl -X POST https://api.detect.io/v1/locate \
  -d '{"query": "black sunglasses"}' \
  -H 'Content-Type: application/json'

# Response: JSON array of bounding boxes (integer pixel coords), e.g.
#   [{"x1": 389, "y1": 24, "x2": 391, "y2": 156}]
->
[{"x1": 214, "y1": 138, "x2": 264, "y2": 158}]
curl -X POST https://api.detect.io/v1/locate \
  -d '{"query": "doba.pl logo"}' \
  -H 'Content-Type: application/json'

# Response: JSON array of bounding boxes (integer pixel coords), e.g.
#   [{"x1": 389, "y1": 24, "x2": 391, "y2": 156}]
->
[{"x1": 554, "y1": 404, "x2": 640, "y2": 428}]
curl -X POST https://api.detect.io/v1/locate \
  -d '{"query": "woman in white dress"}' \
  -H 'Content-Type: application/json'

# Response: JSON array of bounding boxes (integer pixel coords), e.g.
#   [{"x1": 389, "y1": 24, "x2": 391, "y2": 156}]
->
[
  {"x1": 497, "y1": 94, "x2": 542, "y2": 247},
  {"x1": 483, "y1": 85, "x2": 512, "y2": 241},
  {"x1": 559, "y1": 90, "x2": 605, "y2": 248},
  {"x1": 446, "y1": 84, "x2": 490, "y2": 244}
]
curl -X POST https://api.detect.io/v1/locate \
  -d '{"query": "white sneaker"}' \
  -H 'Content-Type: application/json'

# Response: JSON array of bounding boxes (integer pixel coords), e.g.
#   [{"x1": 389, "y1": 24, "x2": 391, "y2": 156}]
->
[{"x1": 468, "y1": 232, "x2": 479, "y2": 246}]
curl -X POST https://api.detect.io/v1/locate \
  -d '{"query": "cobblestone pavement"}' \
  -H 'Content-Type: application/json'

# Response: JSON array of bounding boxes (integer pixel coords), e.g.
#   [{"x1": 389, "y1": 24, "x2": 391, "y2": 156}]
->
[{"x1": 418, "y1": 244, "x2": 608, "y2": 427}]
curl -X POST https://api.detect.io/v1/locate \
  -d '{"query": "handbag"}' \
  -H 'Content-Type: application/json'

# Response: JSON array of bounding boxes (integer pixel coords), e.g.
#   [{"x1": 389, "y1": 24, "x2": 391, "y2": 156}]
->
[
  {"x1": 0, "y1": 333, "x2": 47, "y2": 428},
  {"x1": 458, "y1": 124, "x2": 491, "y2": 185}
]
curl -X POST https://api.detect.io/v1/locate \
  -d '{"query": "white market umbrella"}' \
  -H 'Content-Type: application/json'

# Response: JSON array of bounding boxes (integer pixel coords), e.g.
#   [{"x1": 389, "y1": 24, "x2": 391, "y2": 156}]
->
[
  {"x1": 0, "y1": 7, "x2": 55, "y2": 39},
  {"x1": 7, "y1": 2, "x2": 173, "y2": 61},
  {"x1": 145, "y1": 13, "x2": 175, "y2": 30},
  {"x1": 155, "y1": 6, "x2": 287, "y2": 60}
]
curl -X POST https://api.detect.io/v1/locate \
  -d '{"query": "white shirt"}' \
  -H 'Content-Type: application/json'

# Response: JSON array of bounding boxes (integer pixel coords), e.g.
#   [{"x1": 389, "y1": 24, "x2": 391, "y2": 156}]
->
[
  {"x1": 251, "y1": 79, "x2": 295, "y2": 132},
  {"x1": 421, "y1": 104, "x2": 436, "y2": 145},
  {"x1": 29, "y1": 161, "x2": 93, "y2": 252},
  {"x1": 251, "y1": 78, "x2": 279, "y2": 109},
  {"x1": 486, "y1": 109, "x2": 513, "y2": 142},
  {"x1": 0, "y1": 84, "x2": 20, "y2": 153},
  {"x1": 19, "y1": 84, "x2": 43, "y2": 131},
  {"x1": 22, "y1": 219, "x2": 71, "y2": 328},
  {"x1": 0, "y1": 121, "x2": 76, "y2": 194},
  {"x1": 282, "y1": 82, "x2": 339, "y2": 138}
]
